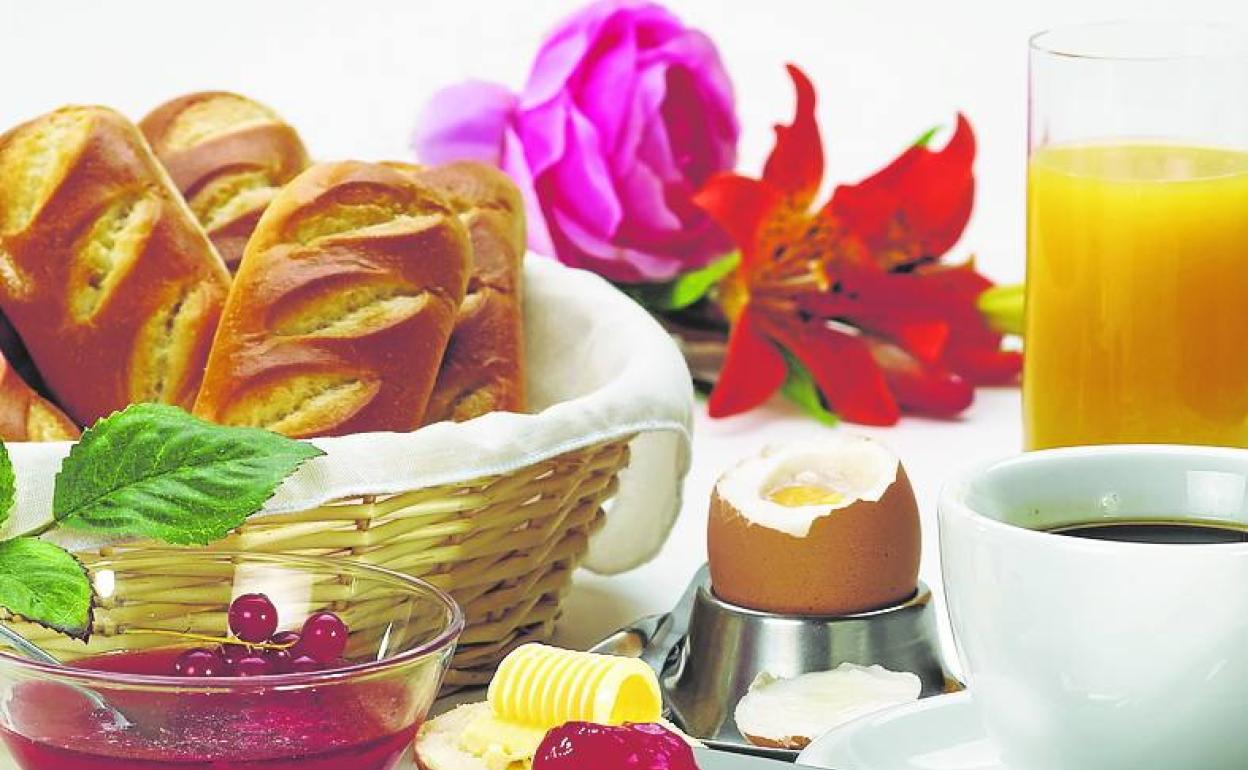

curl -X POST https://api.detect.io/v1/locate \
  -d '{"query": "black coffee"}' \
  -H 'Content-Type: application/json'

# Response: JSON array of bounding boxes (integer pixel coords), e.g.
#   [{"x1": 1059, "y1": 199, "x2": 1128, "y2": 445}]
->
[{"x1": 1050, "y1": 521, "x2": 1248, "y2": 544}]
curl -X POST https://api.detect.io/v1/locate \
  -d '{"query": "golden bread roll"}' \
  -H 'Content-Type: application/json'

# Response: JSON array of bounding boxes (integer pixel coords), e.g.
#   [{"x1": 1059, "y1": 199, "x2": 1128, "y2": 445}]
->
[
  {"x1": 193, "y1": 160, "x2": 471, "y2": 438},
  {"x1": 0, "y1": 352, "x2": 78, "y2": 441},
  {"x1": 387, "y1": 161, "x2": 526, "y2": 423},
  {"x1": 0, "y1": 106, "x2": 231, "y2": 424},
  {"x1": 0, "y1": 310, "x2": 46, "y2": 398},
  {"x1": 140, "y1": 91, "x2": 311, "y2": 270}
]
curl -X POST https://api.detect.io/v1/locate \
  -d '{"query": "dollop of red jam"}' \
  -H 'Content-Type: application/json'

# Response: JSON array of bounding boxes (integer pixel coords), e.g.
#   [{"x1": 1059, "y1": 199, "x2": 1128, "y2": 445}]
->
[{"x1": 534, "y1": 722, "x2": 699, "y2": 770}]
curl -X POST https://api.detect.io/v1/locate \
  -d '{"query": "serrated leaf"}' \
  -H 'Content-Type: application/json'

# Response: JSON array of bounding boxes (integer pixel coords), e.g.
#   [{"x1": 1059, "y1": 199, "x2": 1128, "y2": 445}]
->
[
  {"x1": 53, "y1": 404, "x2": 324, "y2": 545},
  {"x1": 0, "y1": 441, "x2": 13, "y2": 527},
  {"x1": 0, "y1": 537, "x2": 92, "y2": 639},
  {"x1": 620, "y1": 252, "x2": 741, "y2": 313},
  {"x1": 780, "y1": 352, "x2": 840, "y2": 426}
]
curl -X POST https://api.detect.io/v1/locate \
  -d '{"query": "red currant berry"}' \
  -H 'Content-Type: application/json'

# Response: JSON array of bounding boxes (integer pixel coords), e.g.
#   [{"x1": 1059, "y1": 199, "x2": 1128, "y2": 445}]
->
[
  {"x1": 290, "y1": 654, "x2": 320, "y2": 673},
  {"x1": 297, "y1": 612, "x2": 348, "y2": 663},
  {"x1": 220, "y1": 643, "x2": 249, "y2": 668},
  {"x1": 228, "y1": 594, "x2": 278, "y2": 643},
  {"x1": 174, "y1": 648, "x2": 224, "y2": 677},
  {"x1": 266, "y1": 648, "x2": 293, "y2": 674},
  {"x1": 232, "y1": 656, "x2": 271, "y2": 677},
  {"x1": 268, "y1": 631, "x2": 300, "y2": 649},
  {"x1": 266, "y1": 631, "x2": 300, "y2": 673}
]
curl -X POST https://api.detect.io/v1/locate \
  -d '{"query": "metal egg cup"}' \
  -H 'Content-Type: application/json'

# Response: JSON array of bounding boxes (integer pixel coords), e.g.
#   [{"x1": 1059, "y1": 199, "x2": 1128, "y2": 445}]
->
[{"x1": 591, "y1": 564, "x2": 956, "y2": 760}]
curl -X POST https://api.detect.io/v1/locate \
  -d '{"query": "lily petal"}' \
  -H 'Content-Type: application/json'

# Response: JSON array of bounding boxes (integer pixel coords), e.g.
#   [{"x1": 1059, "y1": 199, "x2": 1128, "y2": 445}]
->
[
  {"x1": 707, "y1": 308, "x2": 787, "y2": 417},
  {"x1": 762, "y1": 64, "x2": 824, "y2": 208},
  {"x1": 943, "y1": 344, "x2": 1023, "y2": 386},
  {"x1": 827, "y1": 113, "x2": 976, "y2": 265},
  {"x1": 856, "y1": 316, "x2": 949, "y2": 363},
  {"x1": 866, "y1": 335, "x2": 973, "y2": 417},
  {"x1": 692, "y1": 173, "x2": 786, "y2": 268},
  {"x1": 761, "y1": 317, "x2": 900, "y2": 426}
]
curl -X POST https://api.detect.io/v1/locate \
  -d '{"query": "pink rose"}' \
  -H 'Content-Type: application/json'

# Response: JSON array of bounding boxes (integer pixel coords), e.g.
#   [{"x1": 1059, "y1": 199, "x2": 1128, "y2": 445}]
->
[{"x1": 413, "y1": 0, "x2": 739, "y2": 282}]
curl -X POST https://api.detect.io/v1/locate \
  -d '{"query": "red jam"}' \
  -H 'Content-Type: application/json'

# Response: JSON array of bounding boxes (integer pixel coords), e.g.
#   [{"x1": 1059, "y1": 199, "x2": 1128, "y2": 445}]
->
[
  {"x1": 1, "y1": 649, "x2": 419, "y2": 770},
  {"x1": 534, "y1": 722, "x2": 699, "y2": 770}
]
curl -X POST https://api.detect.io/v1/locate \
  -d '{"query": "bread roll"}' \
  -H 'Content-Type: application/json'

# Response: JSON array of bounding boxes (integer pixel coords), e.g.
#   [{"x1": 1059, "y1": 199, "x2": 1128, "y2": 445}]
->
[
  {"x1": 0, "y1": 311, "x2": 46, "y2": 399},
  {"x1": 414, "y1": 702, "x2": 493, "y2": 770},
  {"x1": 0, "y1": 353, "x2": 78, "y2": 441},
  {"x1": 0, "y1": 106, "x2": 231, "y2": 424},
  {"x1": 140, "y1": 91, "x2": 310, "y2": 270},
  {"x1": 193, "y1": 161, "x2": 471, "y2": 438},
  {"x1": 388, "y1": 161, "x2": 526, "y2": 423}
]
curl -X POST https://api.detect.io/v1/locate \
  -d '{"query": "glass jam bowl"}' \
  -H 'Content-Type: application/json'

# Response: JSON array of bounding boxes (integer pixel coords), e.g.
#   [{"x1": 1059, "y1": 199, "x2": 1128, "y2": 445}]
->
[{"x1": 0, "y1": 549, "x2": 463, "y2": 770}]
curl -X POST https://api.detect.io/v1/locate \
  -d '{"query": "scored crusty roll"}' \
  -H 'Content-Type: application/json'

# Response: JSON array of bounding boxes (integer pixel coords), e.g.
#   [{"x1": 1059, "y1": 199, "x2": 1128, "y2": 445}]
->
[
  {"x1": 387, "y1": 161, "x2": 526, "y2": 424},
  {"x1": 193, "y1": 160, "x2": 471, "y2": 438},
  {"x1": 0, "y1": 106, "x2": 231, "y2": 424},
  {"x1": 0, "y1": 352, "x2": 78, "y2": 441},
  {"x1": 0, "y1": 311, "x2": 46, "y2": 400},
  {"x1": 140, "y1": 91, "x2": 310, "y2": 271}
]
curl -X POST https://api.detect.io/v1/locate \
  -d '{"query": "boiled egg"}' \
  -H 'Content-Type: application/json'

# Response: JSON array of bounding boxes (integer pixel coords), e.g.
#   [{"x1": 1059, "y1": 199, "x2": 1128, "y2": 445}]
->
[{"x1": 707, "y1": 434, "x2": 920, "y2": 615}]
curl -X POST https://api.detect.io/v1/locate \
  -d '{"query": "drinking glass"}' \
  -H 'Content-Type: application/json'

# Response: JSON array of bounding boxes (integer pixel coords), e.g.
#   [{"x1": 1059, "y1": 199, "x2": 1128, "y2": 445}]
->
[{"x1": 1025, "y1": 22, "x2": 1248, "y2": 450}]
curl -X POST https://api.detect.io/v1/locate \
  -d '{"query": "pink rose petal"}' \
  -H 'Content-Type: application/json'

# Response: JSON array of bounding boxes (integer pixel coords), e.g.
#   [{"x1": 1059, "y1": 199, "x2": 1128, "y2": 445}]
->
[
  {"x1": 636, "y1": 94, "x2": 678, "y2": 182},
  {"x1": 501, "y1": 126, "x2": 554, "y2": 255},
  {"x1": 553, "y1": 206, "x2": 678, "y2": 281},
  {"x1": 575, "y1": 11, "x2": 639, "y2": 156},
  {"x1": 613, "y1": 69, "x2": 660, "y2": 169},
  {"x1": 547, "y1": 106, "x2": 623, "y2": 239},
  {"x1": 517, "y1": 93, "x2": 572, "y2": 177},
  {"x1": 615, "y1": 160, "x2": 682, "y2": 235},
  {"x1": 412, "y1": 80, "x2": 517, "y2": 166},
  {"x1": 412, "y1": 0, "x2": 740, "y2": 281},
  {"x1": 522, "y1": 0, "x2": 625, "y2": 108}
]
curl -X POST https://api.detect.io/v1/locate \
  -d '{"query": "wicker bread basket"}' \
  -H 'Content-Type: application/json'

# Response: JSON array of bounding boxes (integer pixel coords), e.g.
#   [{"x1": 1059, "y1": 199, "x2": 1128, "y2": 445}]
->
[{"x1": 5, "y1": 258, "x2": 694, "y2": 687}]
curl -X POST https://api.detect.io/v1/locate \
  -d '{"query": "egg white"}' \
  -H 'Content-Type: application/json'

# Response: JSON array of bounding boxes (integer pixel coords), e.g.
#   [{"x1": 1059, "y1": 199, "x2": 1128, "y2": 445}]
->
[{"x1": 715, "y1": 435, "x2": 900, "y2": 538}]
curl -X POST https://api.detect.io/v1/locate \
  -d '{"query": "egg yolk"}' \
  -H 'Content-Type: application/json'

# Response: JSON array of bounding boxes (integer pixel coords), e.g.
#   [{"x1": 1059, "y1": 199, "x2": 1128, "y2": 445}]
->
[{"x1": 766, "y1": 484, "x2": 844, "y2": 507}]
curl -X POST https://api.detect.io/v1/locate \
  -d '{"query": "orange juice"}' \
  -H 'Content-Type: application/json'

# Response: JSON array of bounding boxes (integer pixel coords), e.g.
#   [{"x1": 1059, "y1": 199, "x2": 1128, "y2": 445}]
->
[{"x1": 1025, "y1": 143, "x2": 1248, "y2": 449}]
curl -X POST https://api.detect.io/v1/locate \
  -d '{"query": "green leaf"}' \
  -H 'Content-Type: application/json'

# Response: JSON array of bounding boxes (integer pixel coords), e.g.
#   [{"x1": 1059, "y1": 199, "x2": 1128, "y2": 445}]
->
[
  {"x1": 53, "y1": 404, "x2": 324, "y2": 545},
  {"x1": 666, "y1": 252, "x2": 741, "y2": 310},
  {"x1": 620, "y1": 252, "x2": 741, "y2": 312},
  {"x1": 779, "y1": 352, "x2": 840, "y2": 426},
  {"x1": 913, "y1": 125, "x2": 941, "y2": 148},
  {"x1": 0, "y1": 440, "x2": 13, "y2": 527},
  {"x1": 0, "y1": 537, "x2": 92, "y2": 639},
  {"x1": 978, "y1": 283, "x2": 1025, "y2": 336}
]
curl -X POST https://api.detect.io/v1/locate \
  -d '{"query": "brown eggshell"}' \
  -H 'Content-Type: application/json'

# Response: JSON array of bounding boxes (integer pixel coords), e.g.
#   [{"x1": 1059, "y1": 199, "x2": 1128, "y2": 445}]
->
[
  {"x1": 741, "y1": 731, "x2": 810, "y2": 750},
  {"x1": 707, "y1": 466, "x2": 920, "y2": 616}
]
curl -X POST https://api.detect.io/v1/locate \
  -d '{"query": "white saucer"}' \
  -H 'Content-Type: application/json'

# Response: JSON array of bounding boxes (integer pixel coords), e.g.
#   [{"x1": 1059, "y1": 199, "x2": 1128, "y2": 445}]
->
[{"x1": 797, "y1": 692, "x2": 1003, "y2": 770}]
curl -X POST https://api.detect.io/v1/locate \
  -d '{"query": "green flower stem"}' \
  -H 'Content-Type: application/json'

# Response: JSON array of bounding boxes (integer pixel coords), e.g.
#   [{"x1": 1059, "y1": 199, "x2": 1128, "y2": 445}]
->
[{"x1": 979, "y1": 283, "x2": 1025, "y2": 336}]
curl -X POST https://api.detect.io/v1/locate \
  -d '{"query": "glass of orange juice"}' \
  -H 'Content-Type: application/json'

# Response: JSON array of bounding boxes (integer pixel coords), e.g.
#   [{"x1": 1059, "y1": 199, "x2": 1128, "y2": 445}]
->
[{"x1": 1025, "y1": 22, "x2": 1248, "y2": 450}]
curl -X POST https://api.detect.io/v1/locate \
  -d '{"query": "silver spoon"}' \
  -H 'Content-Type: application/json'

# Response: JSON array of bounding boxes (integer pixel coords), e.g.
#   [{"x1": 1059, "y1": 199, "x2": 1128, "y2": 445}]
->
[{"x1": 0, "y1": 622, "x2": 132, "y2": 729}]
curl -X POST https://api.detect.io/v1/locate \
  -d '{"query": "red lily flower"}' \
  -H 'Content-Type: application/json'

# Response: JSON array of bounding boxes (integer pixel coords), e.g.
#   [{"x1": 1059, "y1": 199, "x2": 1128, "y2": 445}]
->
[{"x1": 693, "y1": 64, "x2": 1020, "y2": 425}]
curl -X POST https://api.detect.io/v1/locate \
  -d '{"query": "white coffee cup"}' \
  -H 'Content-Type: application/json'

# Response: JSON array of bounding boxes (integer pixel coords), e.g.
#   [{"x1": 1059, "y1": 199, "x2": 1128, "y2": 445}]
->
[{"x1": 938, "y1": 445, "x2": 1248, "y2": 770}]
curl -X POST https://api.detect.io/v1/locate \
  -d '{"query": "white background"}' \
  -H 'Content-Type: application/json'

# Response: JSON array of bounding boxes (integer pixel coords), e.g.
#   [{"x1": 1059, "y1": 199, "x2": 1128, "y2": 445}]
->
[
  {"x1": 2, "y1": 0, "x2": 1244, "y2": 666},
  {"x1": 9, "y1": 0, "x2": 1248, "y2": 283}
]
